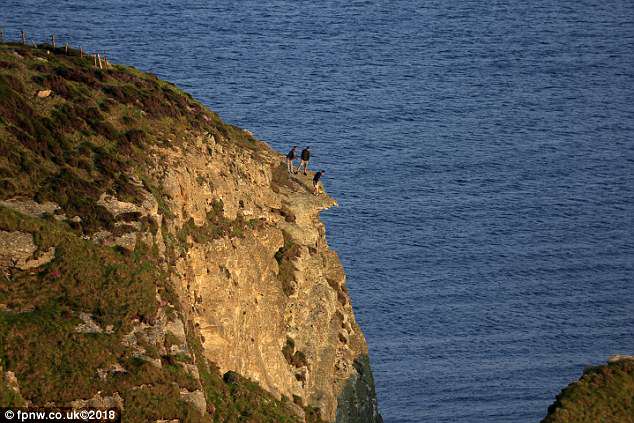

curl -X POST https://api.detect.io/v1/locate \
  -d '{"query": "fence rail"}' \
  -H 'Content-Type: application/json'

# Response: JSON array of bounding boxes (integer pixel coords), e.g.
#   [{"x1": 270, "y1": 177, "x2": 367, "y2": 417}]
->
[{"x1": 0, "y1": 27, "x2": 113, "y2": 69}]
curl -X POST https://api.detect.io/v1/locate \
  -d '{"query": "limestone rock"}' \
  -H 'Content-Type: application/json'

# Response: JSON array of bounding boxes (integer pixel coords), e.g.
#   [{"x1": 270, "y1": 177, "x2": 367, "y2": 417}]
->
[
  {"x1": 0, "y1": 199, "x2": 60, "y2": 217},
  {"x1": 20, "y1": 247, "x2": 55, "y2": 270},
  {"x1": 97, "y1": 191, "x2": 158, "y2": 220},
  {"x1": 182, "y1": 363, "x2": 200, "y2": 380},
  {"x1": 336, "y1": 356, "x2": 383, "y2": 423},
  {"x1": 97, "y1": 363, "x2": 127, "y2": 380},
  {"x1": 69, "y1": 392, "x2": 124, "y2": 410},
  {"x1": 165, "y1": 318, "x2": 187, "y2": 343},
  {"x1": 36, "y1": 89, "x2": 52, "y2": 98},
  {"x1": 179, "y1": 389, "x2": 206, "y2": 415},
  {"x1": 120, "y1": 305, "x2": 194, "y2": 370},
  {"x1": 1, "y1": 367, "x2": 26, "y2": 406},
  {"x1": 147, "y1": 131, "x2": 382, "y2": 422},
  {"x1": 0, "y1": 231, "x2": 54, "y2": 270},
  {"x1": 75, "y1": 312, "x2": 103, "y2": 334},
  {"x1": 0, "y1": 231, "x2": 36, "y2": 268},
  {"x1": 4, "y1": 370, "x2": 21, "y2": 396},
  {"x1": 113, "y1": 232, "x2": 137, "y2": 251},
  {"x1": 608, "y1": 354, "x2": 634, "y2": 363},
  {"x1": 97, "y1": 193, "x2": 143, "y2": 218}
]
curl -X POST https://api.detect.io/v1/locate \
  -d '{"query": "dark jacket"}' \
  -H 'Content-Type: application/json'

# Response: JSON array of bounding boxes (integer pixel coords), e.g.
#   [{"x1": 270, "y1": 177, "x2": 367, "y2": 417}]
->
[
  {"x1": 301, "y1": 148, "x2": 310, "y2": 161},
  {"x1": 313, "y1": 171, "x2": 323, "y2": 183},
  {"x1": 287, "y1": 149, "x2": 295, "y2": 160}
]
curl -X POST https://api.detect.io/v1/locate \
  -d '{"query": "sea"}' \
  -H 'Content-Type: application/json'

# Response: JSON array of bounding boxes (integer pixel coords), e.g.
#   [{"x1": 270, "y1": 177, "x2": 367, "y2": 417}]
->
[{"x1": 2, "y1": 1, "x2": 633, "y2": 422}]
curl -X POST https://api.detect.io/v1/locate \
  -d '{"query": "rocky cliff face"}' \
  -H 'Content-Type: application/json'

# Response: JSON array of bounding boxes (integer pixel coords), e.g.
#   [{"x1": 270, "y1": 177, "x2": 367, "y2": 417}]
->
[
  {"x1": 148, "y1": 120, "x2": 381, "y2": 423},
  {"x1": 0, "y1": 42, "x2": 382, "y2": 422}
]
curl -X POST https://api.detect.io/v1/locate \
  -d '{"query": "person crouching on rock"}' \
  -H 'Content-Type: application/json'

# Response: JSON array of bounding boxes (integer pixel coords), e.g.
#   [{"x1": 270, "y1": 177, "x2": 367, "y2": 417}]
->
[
  {"x1": 298, "y1": 146, "x2": 311, "y2": 175},
  {"x1": 286, "y1": 146, "x2": 297, "y2": 173},
  {"x1": 313, "y1": 170, "x2": 325, "y2": 195}
]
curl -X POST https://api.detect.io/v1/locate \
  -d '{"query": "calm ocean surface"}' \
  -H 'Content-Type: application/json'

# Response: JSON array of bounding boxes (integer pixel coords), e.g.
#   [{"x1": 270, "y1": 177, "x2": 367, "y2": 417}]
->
[{"x1": 3, "y1": 1, "x2": 634, "y2": 422}]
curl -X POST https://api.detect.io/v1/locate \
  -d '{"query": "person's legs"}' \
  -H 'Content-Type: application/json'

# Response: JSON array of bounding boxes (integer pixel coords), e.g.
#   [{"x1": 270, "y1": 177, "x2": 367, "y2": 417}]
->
[
  {"x1": 313, "y1": 182, "x2": 318, "y2": 194},
  {"x1": 302, "y1": 160, "x2": 309, "y2": 175},
  {"x1": 287, "y1": 158, "x2": 293, "y2": 173}
]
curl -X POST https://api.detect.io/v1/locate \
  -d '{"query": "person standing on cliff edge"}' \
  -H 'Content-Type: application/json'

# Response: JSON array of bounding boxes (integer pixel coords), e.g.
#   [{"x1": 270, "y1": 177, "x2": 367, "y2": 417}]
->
[
  {"x1": 313, "y1": 170, "x2": 325, "y2": 195},
  {"x1": 297, "y1": 146, "x2": 311, "y2": 175},
  {"x1": 286, "y1": 146, "x2": 297, "y2": 173}
]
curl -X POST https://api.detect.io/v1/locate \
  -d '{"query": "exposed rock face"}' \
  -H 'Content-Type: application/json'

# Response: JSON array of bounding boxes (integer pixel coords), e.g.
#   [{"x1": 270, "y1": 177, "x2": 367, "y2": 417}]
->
[
  {"x1": 336, "y1": 356, "x2": 383, "y2": 423},
  {"x1": 70, "y1": 392, "x2": 124, "y2": 410},
  {"x1": 36, "y1": 89, "x2": 52, "y2": 98},
  {"x1": 608, "y1": 354, "x2": 634, "y2": 363},
  {"x1": 0, "y1": 199, "x2": 60, "y2": 217},
  {"x1": 145, "y1": 130, "x2": 382, "y2": 422},
  {"x1": 0, "y1": 230, "x2": 55, "y2": 270}
]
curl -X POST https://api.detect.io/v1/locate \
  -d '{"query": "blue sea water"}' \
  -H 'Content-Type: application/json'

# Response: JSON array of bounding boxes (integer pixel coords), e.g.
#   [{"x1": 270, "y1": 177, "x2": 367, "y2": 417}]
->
[{"x1": 2, "y1": 1, "x2": 634, "y2": 422}]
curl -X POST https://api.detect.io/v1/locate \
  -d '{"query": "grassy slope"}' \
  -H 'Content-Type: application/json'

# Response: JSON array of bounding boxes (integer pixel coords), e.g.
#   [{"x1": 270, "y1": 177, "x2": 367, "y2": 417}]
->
[
  {"x1": 541, "y1": 359, "x2": 634, "y2": 423},
  {"x1": 0, "y1": 42, "x2": 258, "y2": 232},
  {"x1": 0, "y1": 43, "x2": 323, "y2": 423}
]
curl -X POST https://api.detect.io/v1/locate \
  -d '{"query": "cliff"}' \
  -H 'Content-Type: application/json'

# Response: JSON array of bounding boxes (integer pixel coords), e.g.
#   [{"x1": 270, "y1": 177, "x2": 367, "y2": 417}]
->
[
  {"x1": 0, "y1": 42, "x2": 382, "y2": 423},
  {"x1": 541, "y1": 356, "x2": 634, "y2": 423}
]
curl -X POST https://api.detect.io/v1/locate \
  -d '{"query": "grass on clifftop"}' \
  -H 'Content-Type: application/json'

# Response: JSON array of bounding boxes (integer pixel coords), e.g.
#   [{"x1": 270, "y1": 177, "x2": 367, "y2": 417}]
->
[{"x1": 541, "y1": 359, "x2": 634, "y2": 423}]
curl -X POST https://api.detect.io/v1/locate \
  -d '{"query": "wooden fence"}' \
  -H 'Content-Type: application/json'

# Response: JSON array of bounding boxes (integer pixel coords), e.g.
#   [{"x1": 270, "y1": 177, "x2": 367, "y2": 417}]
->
[{"x1": 0, "y1": 28, "x2": 112, "y2": 69}]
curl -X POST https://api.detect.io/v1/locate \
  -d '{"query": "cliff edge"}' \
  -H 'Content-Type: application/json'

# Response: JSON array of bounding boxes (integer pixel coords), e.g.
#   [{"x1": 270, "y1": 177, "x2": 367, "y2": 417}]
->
[{"x1": 0, "y1": 42, "x2": 382, "y2": 423}]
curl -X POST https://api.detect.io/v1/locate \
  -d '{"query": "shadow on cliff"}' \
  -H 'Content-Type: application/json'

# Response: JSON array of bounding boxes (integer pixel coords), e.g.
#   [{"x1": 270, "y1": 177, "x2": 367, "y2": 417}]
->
[{"x1": 336, "y1": 355, "x2": 384, "y2": 423}]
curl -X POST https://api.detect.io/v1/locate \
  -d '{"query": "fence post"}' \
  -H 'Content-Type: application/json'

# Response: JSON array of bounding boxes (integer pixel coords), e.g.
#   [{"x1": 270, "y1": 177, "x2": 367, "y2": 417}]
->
[
  {"x1": 51, "y1": 34, "x2": 56, "y2": 48},
  {"x1": 0, "y1": 28, "x2": 4, "y2": 43},
  {"x1": 21, "y1": 30, "x2": 26, "y2": 44},
  {"x1": 93, "y1": 53, "x2": 97, "y2": 67},
  {"x1": 65, "y1": 43, "x2": 68, "y2": 54},
  {"x1": 97, "y1": 53, "x2": 103, "y2": 69},
  {"x1": 80, "y1": 47, "x2": 83, "y2": 58}
]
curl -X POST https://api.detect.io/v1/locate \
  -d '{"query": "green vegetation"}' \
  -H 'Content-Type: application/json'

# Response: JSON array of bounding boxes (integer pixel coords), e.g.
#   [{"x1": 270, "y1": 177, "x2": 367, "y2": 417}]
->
[
  {"x1": 541, "y1": 359, "x2": 634, "y2": 423},
  {"x1": 0, "y1": 206, "x2": 159, "y2": 329},
  {"x1": 175, "y1": 199, "x2": 259, "y2": 252},
  {"x1": 122, "y1": 384, "x2": 206, "y2": 423},
  {"x1": 0, "y1": 42, "x2": 254, "y2": 233},
  {"x1": 0, "y1": 206, "x2": 190, "y2": 408}
]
